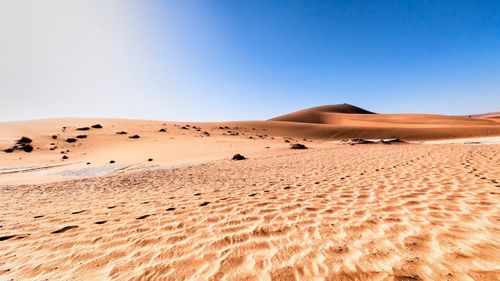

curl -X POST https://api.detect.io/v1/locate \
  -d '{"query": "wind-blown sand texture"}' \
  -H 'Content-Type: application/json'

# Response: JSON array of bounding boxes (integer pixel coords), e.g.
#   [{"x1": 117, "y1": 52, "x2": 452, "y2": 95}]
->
[
  {"x1": 1, "y1": 144, "x2": 499, "y2": 280},
  {"x1": 1, "y1": 105, "x2": 500, "y2": 280}
]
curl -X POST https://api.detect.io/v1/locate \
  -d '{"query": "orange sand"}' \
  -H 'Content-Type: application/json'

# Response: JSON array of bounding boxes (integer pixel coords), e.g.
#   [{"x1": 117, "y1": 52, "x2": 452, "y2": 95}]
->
[{"x1": 1, "y1": 105, "x2": 500, "y2": 280}]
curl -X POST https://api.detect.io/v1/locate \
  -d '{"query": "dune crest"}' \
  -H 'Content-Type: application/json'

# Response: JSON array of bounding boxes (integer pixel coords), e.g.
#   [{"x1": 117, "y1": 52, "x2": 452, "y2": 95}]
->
[{"x1": 270, "y1": 103, "x2": 375, "y2": 123}]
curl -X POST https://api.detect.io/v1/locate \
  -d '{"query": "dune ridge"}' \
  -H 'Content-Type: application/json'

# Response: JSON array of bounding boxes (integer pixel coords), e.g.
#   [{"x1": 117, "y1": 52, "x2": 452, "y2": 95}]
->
[{"x1": 269, "y1": 103, "x2": 375, "y2": 124}]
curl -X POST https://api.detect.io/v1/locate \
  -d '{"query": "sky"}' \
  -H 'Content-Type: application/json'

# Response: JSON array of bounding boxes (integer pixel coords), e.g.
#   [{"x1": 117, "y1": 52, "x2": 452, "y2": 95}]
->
[{"x1": 0, "y1": 0, "x2": 499, "y2": 121}]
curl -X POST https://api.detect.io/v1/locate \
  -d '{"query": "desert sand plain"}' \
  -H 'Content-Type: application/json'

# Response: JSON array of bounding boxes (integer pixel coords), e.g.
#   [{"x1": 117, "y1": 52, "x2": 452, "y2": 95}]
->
[{"x1": 1, "y1": 105, "x2": 500, "y2": 280}]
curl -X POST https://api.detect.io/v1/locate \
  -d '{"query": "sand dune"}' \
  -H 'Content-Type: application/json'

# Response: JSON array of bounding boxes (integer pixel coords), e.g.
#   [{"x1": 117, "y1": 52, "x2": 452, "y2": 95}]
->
[
  {"x1": 466, "y1": 111, "x2": 500, "y2": 119},
  {"x1": 270, "y1": 104, "x2": 375, "y2": 123},
  {"x1": 1, "y1": 110, "x2": 500, "y2": 185},
  {"x1": 268, "y1": 104, "x2": 500, "y2": 139},
  {"x1": 1, "y1": 106, "x2": 500, "y2": 280}
]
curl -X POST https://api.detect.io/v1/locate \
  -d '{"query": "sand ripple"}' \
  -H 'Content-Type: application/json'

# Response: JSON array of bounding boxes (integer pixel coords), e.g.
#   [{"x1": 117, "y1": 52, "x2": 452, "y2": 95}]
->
[{"x1": 0, "y1": 144, "x2": 499, "y2": 280}]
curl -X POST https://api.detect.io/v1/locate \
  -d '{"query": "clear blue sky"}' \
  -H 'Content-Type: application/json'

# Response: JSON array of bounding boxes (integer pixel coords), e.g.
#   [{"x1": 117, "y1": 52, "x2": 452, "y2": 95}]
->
[{"x1": 1, "y1": 0, "x2": 499, "y2": 121}]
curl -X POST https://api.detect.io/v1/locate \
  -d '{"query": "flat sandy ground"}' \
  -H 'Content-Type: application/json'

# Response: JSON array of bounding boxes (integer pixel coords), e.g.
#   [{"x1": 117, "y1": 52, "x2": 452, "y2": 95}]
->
[{"x1": 1, "y1": 142, "x2": 499, "y2": 280}]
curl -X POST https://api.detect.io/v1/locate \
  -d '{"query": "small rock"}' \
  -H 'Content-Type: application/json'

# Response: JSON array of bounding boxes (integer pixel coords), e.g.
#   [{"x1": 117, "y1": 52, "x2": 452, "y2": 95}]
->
[
  {"x1": 21, "y1": 144, "x2": 33, "y2": 152},
  {"x1": 91, "y1": 124, "x2": 103, "y2": 129},
  {"x1": 76, "y1": 135, "x2": 87, "y2": 139},
  {"x1": 62, "y1": 155, "x2": 68, "y2": 159},
  {"x1": 66, "y1": 138, "x2": 77, "y2": 143},
  {"x1": 116, "y1": 131, "x2": 127, "y2": 135},
  {"x1": 129, "y1": 135, "x2": 140, "y2": 139},
  {"x1": 16, "y1": 137, "x2": 32, "y2": 145},
  {"x1": 290, "y1": 143, "x2": 307, "y2": 149},
  {"x1": 232, "y1": 154, "x2": 246, "y2": 160},
  {"x1": 76, "y1": 127, "x2": 90, "y2": 131},
  {"x1": 109, "y1": 160, "x2": 115, "y2": 164}
]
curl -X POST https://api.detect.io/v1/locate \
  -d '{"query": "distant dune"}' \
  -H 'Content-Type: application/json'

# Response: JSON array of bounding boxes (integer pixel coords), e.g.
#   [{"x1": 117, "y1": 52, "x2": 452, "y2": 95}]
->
[
  {"x1": 263, "y1": 104, "x2": 500, "y2": 140},
  {"x1": 466, "y1": 112, "x2": 500, "y2": 120},
  {"x1": 270, "y1": 103, "x2": 375, "y2": 123}
]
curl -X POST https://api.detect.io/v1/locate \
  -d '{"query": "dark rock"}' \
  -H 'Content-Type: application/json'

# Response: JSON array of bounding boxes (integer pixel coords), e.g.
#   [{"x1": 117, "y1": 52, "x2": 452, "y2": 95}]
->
[
  {"x1": 4, "y1": 148, "x2": 14, "y2": 153},
  {"x1": 66, "y1": 138, "x2": 77, "y2": 143},
  {"x1": 62, "y1": 155, "x2": 68, "y2": 159},
  {"x1": 109, "y1": 160, "x2": 115, "y2": 164},
  {"x1": 349, "y1": 138, "x2": 375, "y2": 145},
  {"x1": 232, "y1": 154, "x2": 246, "y2": 160},
  {"x1": 76, "y1": 127, "x2": 90, "y2": 131},
  {"x1": 51, "y1": 135, "x2": 58, "y2": 139},
  {"x1": 148, "y1": 158, "x2": 153, "y2": 162},
  {"x1": 76, "y1": 135, "x2": 87, "y2": 139},
  {"x1": 116, "y1": 131, "x2": 127, "y2": 135},
  {"x1": 129, "y1": 135, "x2": 140, "y2": 139},
  {"x1": 21, "y1": 144, "x2": 33, "y2": 152},
  {"x1": 16, "y1": 137, "x2": 32, "y2": 145},
  {"x1": 91, "y1": 124, "x2": 103, "y2": 129},
  {"x1": 159, "y1": 128, "x2": 166, "y2": 132},
  {"x1": 290, "y1": 143, "x2": 307, "y2": 149}
]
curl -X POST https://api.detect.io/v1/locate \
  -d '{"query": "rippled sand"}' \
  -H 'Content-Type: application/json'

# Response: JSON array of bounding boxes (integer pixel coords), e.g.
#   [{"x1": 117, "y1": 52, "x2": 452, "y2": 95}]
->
[{"x1": 1, "y1": 144, "x2": 499, "y2": 280}]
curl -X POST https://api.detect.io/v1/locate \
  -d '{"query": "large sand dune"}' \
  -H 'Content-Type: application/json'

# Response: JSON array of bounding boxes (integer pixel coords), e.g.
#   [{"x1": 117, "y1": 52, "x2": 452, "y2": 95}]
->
[{"x1": 269, "y1": 104, "x2": 500, "y2": 140}]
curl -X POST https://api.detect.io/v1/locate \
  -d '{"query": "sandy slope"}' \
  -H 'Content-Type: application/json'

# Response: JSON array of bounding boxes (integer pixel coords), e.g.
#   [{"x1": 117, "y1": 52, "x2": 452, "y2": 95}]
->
[
  {"x1": 1, "y1": 112, "x2": 500, "y2": 185},
  {"x1": 1, "y1": 107, "x2": 500, "y2": 280},
  {"x1": 1, "y1": 143, "x2": 499, "y2": 280},
  {"x1": 269, "y1": 104, "x2": 500, "y2": 139}
]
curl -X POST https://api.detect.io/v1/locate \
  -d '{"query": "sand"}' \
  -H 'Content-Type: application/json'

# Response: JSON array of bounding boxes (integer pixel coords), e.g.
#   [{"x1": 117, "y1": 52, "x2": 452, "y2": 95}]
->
[
  {"x1": 1, "y1": 106, "x2": 500, "y2": 280},
  {"x1": 1, "y1": 143, "x2": 499, "y2": 280}
]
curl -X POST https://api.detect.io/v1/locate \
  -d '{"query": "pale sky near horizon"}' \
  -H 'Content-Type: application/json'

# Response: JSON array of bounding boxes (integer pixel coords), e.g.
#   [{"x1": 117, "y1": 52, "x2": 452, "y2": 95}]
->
[{"x1": 1, "y1": 0, "x2": 499, "y2": 121}]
